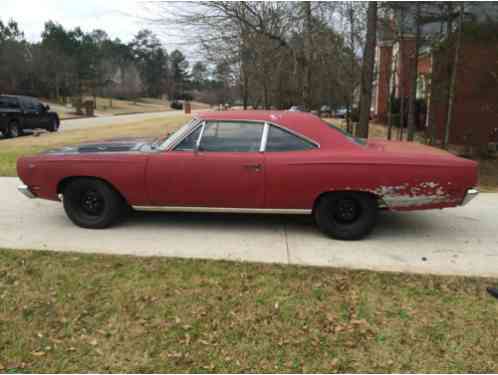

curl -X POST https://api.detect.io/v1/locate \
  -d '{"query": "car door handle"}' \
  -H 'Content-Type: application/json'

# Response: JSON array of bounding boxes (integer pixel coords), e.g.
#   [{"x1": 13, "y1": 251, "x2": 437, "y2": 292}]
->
[{"x1": 243, "y1": 163, "x2": 263, "y2": 172}]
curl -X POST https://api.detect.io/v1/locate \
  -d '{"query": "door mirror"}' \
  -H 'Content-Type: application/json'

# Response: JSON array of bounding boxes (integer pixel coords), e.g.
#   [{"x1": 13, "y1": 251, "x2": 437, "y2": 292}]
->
[{"x1": 44, "y1": 104, "x2": 50, "y2": 111}]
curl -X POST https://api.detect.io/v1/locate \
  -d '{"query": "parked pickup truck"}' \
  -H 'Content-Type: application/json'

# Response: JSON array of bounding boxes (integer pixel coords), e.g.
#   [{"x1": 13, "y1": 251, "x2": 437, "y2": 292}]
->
[{"x1": 0, "y1": 95, "x2": 60, "y2": 138}]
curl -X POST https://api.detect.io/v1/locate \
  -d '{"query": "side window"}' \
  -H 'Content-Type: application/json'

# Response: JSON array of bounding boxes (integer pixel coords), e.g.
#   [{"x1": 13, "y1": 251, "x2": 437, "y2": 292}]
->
[
  {"x1": 0, "y1": 97, "x2": 19, "y2": 109},
  {"x1": 31, "y1": 98, "x2": 42, "y2": 110},
  {"x1": 266, "y1": 125, "x2": 316, "y2": 152},
  {"x1": 21, "y1": 98, "x2": 34, "y2": 110},
  {"x1": 199, "y1": 121, "x2": 264, "y2": 152},
  {"x1": 174, "y1": 126, "x2": 202, "y2": 151}
]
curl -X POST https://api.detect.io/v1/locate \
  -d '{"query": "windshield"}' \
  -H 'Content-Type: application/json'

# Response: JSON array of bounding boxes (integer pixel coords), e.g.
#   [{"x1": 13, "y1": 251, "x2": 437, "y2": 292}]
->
[
  {"x1": 157, "y1": 118, "x2": 200, "y2": 151},
  {"x1": 325, "y1": 121, "x2": 366, "y2": 146}
]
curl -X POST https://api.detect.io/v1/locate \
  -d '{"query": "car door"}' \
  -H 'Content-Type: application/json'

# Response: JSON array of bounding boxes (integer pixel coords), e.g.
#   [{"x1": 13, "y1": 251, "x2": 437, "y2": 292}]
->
[
  {"x1": 20, "y1": 98, "x2": 40, "y2": 130},
  {"x1": 32, "y1": 99, "x2": 51, "y2": 128},
  {"x1": 146, "y1": 120, "x2": 265, "y2": 208},
  {"x1": 19, "y1": 97, "x2": 35, "y2": 130},
  {"x1": 263, "y1": 124, "x2": 320, "y2": 209}
]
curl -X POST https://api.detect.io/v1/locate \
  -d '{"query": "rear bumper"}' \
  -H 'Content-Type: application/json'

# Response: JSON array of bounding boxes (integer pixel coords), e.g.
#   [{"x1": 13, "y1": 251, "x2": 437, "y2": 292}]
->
[
  {"x1": 18, "y1": 184, "x2": 37, "y2": 199},
  {"x1": 461, "y1": 188, "x2": 479, "y2": 206}
]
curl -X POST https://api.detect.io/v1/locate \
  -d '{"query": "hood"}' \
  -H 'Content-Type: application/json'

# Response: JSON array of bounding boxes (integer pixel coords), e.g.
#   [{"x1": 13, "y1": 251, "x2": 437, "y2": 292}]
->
[{"x1": 44, "y1": 137, "x2": 154, "y2": 155}]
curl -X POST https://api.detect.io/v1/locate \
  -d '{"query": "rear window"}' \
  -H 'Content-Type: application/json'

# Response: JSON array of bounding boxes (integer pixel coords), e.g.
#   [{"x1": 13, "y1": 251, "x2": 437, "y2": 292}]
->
[
  {"x1": 0, "y1": 97, "x2": 19, "y2": 109},
  {"x1": 325, "y1": 121, "x2": 366, "y2": 145},
  {"x1": 266, "y1": 125, "x2": 317, "y2": 152}
]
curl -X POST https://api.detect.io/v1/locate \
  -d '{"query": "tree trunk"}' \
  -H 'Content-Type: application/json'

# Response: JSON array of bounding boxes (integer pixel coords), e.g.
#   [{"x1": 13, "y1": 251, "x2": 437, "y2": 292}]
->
[
  {"x1": 443, "y1": 3, "x2": 463, "y2": 149},
  {"x1": 302, "y1": 2, "x2": 312, "y2": 111},
  {"x1": 356, "y1": 1, "x2": 377, "y2": 138},
  {"x1": 242, "y1": 72, "x2": 249, "y2": 110},
  {"x1": 347, "y1": 3, "x2": 355, "y2": 134},
  {"x1": 387, "y1": 54, "x2": 396, "y2": 140},
  {"x1": 407, "y1": 3, "x2": 421, "y2": 141}
]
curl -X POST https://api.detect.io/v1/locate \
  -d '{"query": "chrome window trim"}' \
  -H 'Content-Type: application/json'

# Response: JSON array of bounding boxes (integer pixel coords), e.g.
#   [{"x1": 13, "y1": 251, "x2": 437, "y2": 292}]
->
[
  {"x1": 260, "y1": 122, "x2": 269, "y2": 152},
  {"x1": 263, "y1": 122, "x2": 320, "y2": 151},
  {"x1": 165, "y1": 119, "x2": 202, "y2": 151},
  {"x1": 165, "y1": 116, "x2": 320, "y2": 152},
  {"x1": 132, "y1": 205, "x2": 311, "y2": 215},
  {"x1": 195, "y1": 120, "x2": 206, "y2": 150}
]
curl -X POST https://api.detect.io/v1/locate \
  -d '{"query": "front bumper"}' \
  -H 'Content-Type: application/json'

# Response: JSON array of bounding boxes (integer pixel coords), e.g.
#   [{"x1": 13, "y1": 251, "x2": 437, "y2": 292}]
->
[
  {"x1": 18, "y1": 184, "x2": 37, "y2": 199},
  {"x1": 461, "y1": 188, "x2": 479, "y2": 206}
]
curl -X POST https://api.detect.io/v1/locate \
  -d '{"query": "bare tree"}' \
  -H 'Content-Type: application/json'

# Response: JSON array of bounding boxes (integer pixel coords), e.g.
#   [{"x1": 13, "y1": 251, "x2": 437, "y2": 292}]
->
[
  {"x1": 302, "y1": 2, "x2": 313, "y2": 111},
  {"x1": 443, "y1": 2, "x2": 464, "y2": 149},
  {"x1": 407, "y1": 2, "x2": 421, "y2": 141},
  {"x1": 356, "y1": 1, "x2": 377, "y2": 138}
]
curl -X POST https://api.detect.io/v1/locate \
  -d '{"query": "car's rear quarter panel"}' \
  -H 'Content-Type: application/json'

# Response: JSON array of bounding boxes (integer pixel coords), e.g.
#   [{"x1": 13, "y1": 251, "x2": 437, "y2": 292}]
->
[{"x1": 264, "y1": 149, "x2": 477, "y2": 211}]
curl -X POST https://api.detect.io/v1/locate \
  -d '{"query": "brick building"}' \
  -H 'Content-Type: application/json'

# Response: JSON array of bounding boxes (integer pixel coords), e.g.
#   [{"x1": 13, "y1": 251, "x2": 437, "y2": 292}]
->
[{"x1": 373, "y1": 3, "x2": 498, "y2": 147}]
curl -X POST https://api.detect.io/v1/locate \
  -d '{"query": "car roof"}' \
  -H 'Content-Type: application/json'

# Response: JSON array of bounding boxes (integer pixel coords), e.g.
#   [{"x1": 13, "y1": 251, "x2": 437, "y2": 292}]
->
[
  {"x1": 0, "y1": 95, "x2": 35, "y2": 100},
  {"x1": 194, "y1": 110, "x2": 354, "y2": 148}
]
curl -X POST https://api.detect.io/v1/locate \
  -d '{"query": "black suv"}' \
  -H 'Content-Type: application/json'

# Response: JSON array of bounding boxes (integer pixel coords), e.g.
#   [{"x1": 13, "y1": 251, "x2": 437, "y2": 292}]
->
[{"x1": 0, "y1": 95, "x2": 60, "y2": 138}]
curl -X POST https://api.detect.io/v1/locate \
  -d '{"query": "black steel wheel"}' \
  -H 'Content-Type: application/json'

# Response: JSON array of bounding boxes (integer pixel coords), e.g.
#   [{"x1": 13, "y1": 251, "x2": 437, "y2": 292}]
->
[
  {"x1": 62, "y1": 178, "x2": 124, "y2": 229},
  {"x1": 314, "y1": 192, "x2": 378, "y2": 240}
]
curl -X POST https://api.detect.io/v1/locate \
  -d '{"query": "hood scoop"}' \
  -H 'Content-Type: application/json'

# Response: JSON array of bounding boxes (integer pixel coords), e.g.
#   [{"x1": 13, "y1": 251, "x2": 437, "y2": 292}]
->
[{"x1": 77, "y1": 142, "x2": 139, "y2": 153}]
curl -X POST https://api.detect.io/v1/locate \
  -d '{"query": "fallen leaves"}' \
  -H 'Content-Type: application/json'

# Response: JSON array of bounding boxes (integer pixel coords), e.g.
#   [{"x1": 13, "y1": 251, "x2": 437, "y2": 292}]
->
[{"x1": 1, "y1": 249, "x2": 498, "y2": 373}]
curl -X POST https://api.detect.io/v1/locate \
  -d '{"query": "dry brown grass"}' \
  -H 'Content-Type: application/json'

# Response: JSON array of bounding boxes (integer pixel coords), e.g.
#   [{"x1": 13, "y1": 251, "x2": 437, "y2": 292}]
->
[
  {"x1": 0, "y1": 248, "x2": 497, "y2": 373},
  {"x1": 94, "y1": 97, "x2": 210, "y2": 115},
  {"x1": 94, "y1": 97, "x2": 171, "y2": 115}
]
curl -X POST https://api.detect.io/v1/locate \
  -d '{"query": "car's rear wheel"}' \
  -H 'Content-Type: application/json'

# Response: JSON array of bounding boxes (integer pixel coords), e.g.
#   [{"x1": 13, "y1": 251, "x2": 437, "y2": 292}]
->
[
  {"x1": 314, "y1": 192, "x2": 378, "y2": 240},
  {"x1": 5, "y1": 121, "x2": 20, "y2": 138},
  {"x1": 62, "y1": 178, "x2": 124, "y2": 229}
]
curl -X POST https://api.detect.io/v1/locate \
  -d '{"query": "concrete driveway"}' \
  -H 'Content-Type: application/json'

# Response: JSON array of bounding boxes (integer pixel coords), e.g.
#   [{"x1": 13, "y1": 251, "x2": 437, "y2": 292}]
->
[{"x1": 1, "y1": 177, "x2": 497, "y2": 278}]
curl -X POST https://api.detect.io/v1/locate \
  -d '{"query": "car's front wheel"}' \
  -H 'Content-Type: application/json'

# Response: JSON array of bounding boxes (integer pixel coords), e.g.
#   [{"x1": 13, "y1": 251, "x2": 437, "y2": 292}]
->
[
  {"x1": 314, "y1": 192, "x2": 378, "y2": 240},
  {"x1": 62, "y1": 178, "x2": 125, "y2": 229}
]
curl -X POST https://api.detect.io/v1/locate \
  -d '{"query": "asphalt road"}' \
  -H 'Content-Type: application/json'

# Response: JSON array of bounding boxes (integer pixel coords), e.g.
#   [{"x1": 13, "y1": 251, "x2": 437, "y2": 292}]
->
[
  {"x1": 60, "y1": 110, "x2": 193, "y2": 131},
  {"x1": 1, "y1": 177, "x2": 497, "y2": 278}
]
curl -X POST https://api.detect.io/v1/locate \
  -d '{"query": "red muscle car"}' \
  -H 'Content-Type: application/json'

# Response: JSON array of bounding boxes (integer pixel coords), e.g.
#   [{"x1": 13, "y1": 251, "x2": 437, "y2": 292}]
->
[{"x1": 17, "y1": 111, "x2": 479, "y2": 240}]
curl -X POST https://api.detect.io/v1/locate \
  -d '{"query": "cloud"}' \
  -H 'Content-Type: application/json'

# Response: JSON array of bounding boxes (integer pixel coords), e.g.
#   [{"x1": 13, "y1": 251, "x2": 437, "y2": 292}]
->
[{"x1": 1, "y1": 0, "x2": 148, "y2": 42}]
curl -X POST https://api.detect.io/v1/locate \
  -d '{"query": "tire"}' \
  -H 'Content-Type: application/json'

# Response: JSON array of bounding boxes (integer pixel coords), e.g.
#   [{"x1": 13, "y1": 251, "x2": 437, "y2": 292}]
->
[
  {"x1": 314, "y1": 192, "x2": 378, "y2": 240},
  {"x1": 62, "y1": 178, "x2": 124, "y2": 229},
  {"x1": 5, "y1": 121, "x2": 20, "y2": 138},
  {"x1": 48, "y1": 117, "x2": 59, "y2": 132}
]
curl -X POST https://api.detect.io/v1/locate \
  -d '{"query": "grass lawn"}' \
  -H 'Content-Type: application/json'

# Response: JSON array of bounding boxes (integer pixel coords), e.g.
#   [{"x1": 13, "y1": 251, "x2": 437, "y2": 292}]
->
[
  {"x1": 0, "y1": 114, "x2": 191, "y2": 177},
  {"x1": 0, "y1": 248, "x2": 497, "y2": 372},
  {"x1": 93, "y1": 97, "x2": 210, "y2": 116}
]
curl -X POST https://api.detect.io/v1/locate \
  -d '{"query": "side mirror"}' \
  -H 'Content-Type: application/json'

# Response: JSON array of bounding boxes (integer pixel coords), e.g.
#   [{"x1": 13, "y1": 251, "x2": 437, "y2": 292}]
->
[{"x1": 44, "y1": 104, "x2": 50, "y2": 111}]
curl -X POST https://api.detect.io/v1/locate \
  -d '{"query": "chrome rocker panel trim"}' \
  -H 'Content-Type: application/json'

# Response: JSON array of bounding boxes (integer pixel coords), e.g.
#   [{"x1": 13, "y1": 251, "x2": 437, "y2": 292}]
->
[
  {"x1": 461, "y1": 188, "x2": 479, "y2": 206},
  {"x1": 18, "y1": 184, "x2": 37, "y2": 199},
  {"x1": 132, "y1": 206, "x2": 312, "y2": 215}
]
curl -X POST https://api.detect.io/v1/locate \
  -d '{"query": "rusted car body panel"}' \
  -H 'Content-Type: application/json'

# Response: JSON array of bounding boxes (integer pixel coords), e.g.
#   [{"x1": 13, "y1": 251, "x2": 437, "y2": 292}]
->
[{"x1": 17, "y1": 111, "x2": 478, "y2": 213}]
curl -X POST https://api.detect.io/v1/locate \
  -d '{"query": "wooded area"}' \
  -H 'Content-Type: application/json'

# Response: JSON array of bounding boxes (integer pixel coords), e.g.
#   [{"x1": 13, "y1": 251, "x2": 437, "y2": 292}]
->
[{"x1": 1, "y1": 1, "x2": 498, "y2": 144}]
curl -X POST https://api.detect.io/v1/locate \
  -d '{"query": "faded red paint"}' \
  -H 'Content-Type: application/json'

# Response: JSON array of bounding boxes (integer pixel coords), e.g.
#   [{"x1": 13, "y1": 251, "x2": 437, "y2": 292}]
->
[{"x1": 17, "y1": 111, "x2": 478, "y2": 212}]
